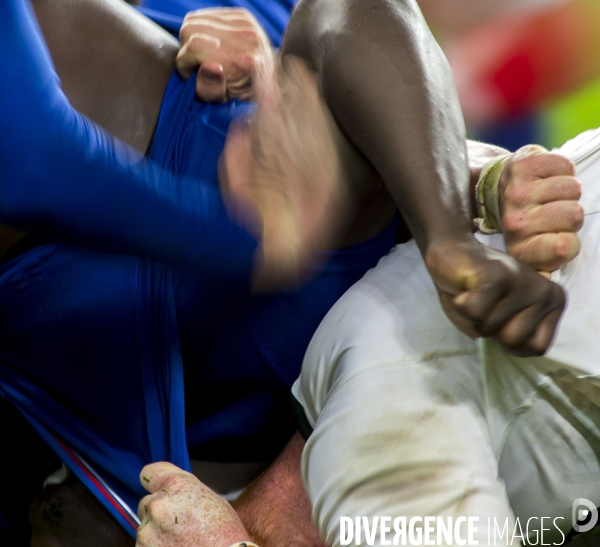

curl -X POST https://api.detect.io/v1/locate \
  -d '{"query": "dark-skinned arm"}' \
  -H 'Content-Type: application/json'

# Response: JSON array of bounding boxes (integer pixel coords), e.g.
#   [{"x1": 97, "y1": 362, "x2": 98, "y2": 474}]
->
[
  {"x1": 228, "y1": 145, "x2": 582, "y2": 547},
  {"x1": 227, "y1": 146, "x2": 582, "y2": 547},
  {"x1": 284, "y1": 0, "x2": 472, "y2": 250},
  {"x1": 281, "y1": 0, "x2": 566, "y2": 355}
]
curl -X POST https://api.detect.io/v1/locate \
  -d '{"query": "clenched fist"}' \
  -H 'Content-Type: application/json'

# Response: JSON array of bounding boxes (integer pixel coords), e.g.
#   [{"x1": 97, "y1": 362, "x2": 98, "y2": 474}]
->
[
  {"x1": 500, "y1": 145, "x2": 583, "y2": 272},
  {"x1": 426, "y1": 236, "x2": 566, "y2": 357},
  {"x1": 177, "y1": 8, "x2": 275, "y2": 102},
  {"x1": 136, "y1": 462, "x2": 249, "y2": 547}
]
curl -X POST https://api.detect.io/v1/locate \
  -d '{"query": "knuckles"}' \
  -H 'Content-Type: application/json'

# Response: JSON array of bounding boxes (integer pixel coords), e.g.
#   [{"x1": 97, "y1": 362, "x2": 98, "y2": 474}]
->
[
  {"x1": 549, "y1": 154, "x2": 576, "y2": 176},
  {"x1": 502, "y1": 179, "x2": 532, "y2": 207},
  {"x1": 145, "y1": 498, "x2": 171, "y2": 525},
  {"x1": 231, "y1": 51, "x2": 257, "y2": 73},
  {"x1": 509, "y1": 150, "x2": 575, "y2": 177},
  {"x1": 233, "y1": 27, "x2": 262, "y2": 49},
  {"x1": 563, "y1": 176, "x2": 583, "y2": 200},
  {"x1": 176, "y1": 8, "x2": 272, "y2": 102},
  {"x1": 502, "y1": 210, "x2": 528, "y2": 235},
  {"x1": 186, "y1": 33, "x2": 221, "y2": 54},
  {"x1": 557, "y1": 233, "x2": 581, "y2": 260},
  {"x1": 179, "y1": 33, "x2": 261, "y2": 75},
  {"x1": 161, "y1": 473, "x2": 191, "y2": 492},
  {"x1": 180, "y1": 18, "x2": 263, "y2": 51},
  {"x1": 532, "y1": 153, "x2": 575, "y2": 176}
]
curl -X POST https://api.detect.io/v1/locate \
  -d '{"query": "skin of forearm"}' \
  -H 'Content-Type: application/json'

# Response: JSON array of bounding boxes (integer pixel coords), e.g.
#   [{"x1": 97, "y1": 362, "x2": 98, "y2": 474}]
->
[
  {"x1": 282, "y1": 0, "x2": 474, "y2": 253},
  {"x1": 232, "y1": 432, "x2": 324, "y2": 547},
  {"x1": 32, "y1": 0, "x2": 178, "y2": 153},
  {"x1": 466, "y1": 139, "x2": 510, "y2": 219}
]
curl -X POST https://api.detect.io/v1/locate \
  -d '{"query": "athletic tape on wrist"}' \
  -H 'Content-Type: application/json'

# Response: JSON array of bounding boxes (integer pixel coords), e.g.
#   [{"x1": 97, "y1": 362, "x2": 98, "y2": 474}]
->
[{"x1": 474, "y1": 153, "x2": 513, "y2": 234}]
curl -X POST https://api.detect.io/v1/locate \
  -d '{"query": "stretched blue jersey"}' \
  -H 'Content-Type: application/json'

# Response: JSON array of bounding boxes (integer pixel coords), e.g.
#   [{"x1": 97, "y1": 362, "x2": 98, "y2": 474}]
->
[
  {"x1": 149, "y1": 71, "x2": 398, "y2": 461},
  {"x1": 0, "y1": 70, "x2": 396, "y2": 537}
]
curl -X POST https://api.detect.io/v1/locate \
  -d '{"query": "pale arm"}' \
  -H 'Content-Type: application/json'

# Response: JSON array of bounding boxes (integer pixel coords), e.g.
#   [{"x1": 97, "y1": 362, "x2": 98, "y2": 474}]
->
[{"x1": 233, "y1": 432, "x2": 323, "y2": 547}]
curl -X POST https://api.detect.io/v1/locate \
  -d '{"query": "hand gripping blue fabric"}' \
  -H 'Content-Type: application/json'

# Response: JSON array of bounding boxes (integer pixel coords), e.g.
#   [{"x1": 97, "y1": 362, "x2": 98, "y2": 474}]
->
[
  {"x1": 0, "y1": 0, "x2": 258, "y2": 279},
  {"x1": 139, "y1": 0, "x2": 296, "y2": 47}
]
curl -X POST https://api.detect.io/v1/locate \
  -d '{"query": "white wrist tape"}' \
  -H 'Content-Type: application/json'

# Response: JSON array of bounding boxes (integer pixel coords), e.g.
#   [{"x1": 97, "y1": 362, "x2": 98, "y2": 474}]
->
[{"x1": 474, "y1": 153, "x2": 512, "y2": 234}]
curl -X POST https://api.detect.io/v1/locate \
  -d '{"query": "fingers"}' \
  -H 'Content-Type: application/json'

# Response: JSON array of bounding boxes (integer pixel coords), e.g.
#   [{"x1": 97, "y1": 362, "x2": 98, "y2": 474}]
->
[
  {"x1": 508, "y1": 232, "x2": 581, "y2": 271},
  {"x1": 220, "y1": 119, "x2": 252, "y2": 197},
  {"x1": 220, "y1": 120, "x2": 264, "y2": 241},
  {"x1": 506, "y1": 146, "x2": 575, "y2": 181},
  {"x1": 176, "y1": 8, "x2": 274, "y2": 102},
  {"x1": 197, "y1": 62, "x2": 227, "y2": 102},
  {"x1": 520, "y1": 307, "x2": 564, "y2": 355},
  {"x1": 483, "y1": 295, "x2": 564, "y2": 357},
  {"x1": 529, "y1": 174, "x2": 581, "y2": 203},
  {"x1": 453, "y1": 276, "x2": 507, "y2": 322},
  {"x1": 503, "y1": 199, "x2": 584, "y2": 237},
  {"x1": 136, "y1": 473, "x2": 182, "y2": 547},
  {"x1": 139, "y1": 461, "x2": 190, "y2": 494},
  {"x1": 176, "y1": 32, "x2": 221, "y2": 80},
  {"x1": 137, "y1": 491, "x2": 157, "y2": 528},
  {"x1": 502, "y1": 195, "x2": 583, "y2": 270},
  {"x1": 500, "y1": 145, "x2": 582, "y2": 271},
  {"x1": 452, "y1": 267, "x2": 565, "y2": 356},
  {"x1": 438, "y1": 291, "x2": 480, "y2": 339},
  {"x1": 503, "y1": 174, "x2": 581, "y2": 208},
  {"x1": 429, "y1": 238, "x2": 566, "y2": 355},
  {"x1": 456, "y1": 277, "x2": 558, "y2": 339},
  {"x1": 137, "y1": 489, "x2": 177, "y2": 530},
  {"x1": 181, "y1": 8, "x2": 260, "y2": 29},
  {"x1": 237, "y1": 54, "x2": 347, "y2": 291},
  {"x1": 176, "y1": 34, "x2": 239, "y2": 102},
  {"x1": 179, "y1": 11, "x2": 264, "y2": 51},
  {"x1": 136, "y1": 460, "x2": 249, "y2": 547}
]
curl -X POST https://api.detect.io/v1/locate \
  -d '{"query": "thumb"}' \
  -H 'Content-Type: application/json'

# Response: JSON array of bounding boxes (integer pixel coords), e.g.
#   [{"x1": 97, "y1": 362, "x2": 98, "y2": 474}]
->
[
  {"x1": 425, "y1": 244, "x2": 480, "y2": 296},
  {"x1": 139, "y1": 462, "x2": 190, "y2": 494},
  {"x1": 196, "y1": 63, "x2": 227, "y2": 103}
]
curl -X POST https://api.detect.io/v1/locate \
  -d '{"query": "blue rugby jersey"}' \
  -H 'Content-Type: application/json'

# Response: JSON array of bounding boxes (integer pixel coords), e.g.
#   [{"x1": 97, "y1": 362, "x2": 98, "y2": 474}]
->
[{"x1": 0, "y1": 66, "x2": 396, "y2": 536}]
